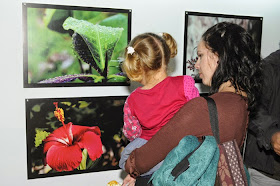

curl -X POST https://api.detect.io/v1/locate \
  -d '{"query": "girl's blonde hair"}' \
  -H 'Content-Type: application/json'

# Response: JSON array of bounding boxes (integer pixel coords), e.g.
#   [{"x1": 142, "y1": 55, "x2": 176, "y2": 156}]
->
[{"x1": 122, "y1": 32, "x2": 177, "y2": 82}]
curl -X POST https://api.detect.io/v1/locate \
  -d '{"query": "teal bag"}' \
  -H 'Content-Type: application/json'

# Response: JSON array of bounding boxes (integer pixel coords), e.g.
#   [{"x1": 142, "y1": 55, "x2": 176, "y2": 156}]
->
[{"x1": 149, "y1": 135, "x2": 219, "y2": 186}]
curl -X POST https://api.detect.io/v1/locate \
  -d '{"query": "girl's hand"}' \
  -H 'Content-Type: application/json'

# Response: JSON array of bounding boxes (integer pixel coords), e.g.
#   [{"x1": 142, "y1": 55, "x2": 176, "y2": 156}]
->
[{"x1": 122, "y1": 174, "x2": 136, "y2": 186}]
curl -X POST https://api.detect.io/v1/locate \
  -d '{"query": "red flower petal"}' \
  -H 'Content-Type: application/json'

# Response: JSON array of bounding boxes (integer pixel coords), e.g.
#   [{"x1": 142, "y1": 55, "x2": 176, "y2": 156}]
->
[
  {"x1": 77, "y1": 131, "x2": 103, "y2": 161},
  {"x1": 46, "y1": 143, "x2": 82, "y2": 171},
  {"x1": 44, "y1": 122, "x2": 73, "y2": 142},
  {"x1": 71, "y1": 125, "x2": 101, "y2": 140},
  {"x1": 43, "y1": 140, "x2": 64, "y2": 154}
]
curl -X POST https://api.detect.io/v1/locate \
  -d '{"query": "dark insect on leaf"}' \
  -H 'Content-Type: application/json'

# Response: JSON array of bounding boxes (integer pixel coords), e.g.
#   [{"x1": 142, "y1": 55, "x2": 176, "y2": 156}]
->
[{"x1": 72, "y1": 32, "x2": 103, "y2": 75}]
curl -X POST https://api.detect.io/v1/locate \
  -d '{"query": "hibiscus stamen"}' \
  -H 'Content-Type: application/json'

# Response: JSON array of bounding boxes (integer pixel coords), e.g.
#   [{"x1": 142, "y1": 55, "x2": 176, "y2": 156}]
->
[
  {"x1": 54, "y1": 102, "x2": 65, "y2": 125},
  {"x1": 53, "y1": 102, "x2": 72, "y2": 144}
]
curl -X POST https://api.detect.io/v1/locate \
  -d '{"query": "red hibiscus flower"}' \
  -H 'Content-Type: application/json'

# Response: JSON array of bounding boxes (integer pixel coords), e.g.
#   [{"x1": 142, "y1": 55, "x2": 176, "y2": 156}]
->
[{"x1": 43, "y1": 102, "x2": 103, "y2": 172}]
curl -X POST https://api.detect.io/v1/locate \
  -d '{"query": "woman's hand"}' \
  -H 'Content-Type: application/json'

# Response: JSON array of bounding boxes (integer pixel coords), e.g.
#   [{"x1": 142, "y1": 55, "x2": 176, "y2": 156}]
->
[
  {"x1": 271, "y1": 131, "x2": 280, "y2": 155},
  {"x1": 122, "y1": 174, "x2": 136, "y2": 186}
]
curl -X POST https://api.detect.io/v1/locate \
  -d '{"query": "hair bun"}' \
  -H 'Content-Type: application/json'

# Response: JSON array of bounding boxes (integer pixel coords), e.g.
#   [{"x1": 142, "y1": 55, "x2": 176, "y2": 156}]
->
[{"x1": 161, "y1": 32, "x2": 177, "y2": 58}]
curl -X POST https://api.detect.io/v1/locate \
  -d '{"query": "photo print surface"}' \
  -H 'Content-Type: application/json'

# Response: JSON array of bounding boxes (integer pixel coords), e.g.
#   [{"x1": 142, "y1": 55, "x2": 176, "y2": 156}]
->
[
  {"x1": 26, "y1": 96, "x2": 128, "y2": 179},
  {"x1": 183, "y1": 12, "x2": 263, "y2": 82},
  {"x1": 23, "y1": 3, "x2": 131, "y2": 87}
]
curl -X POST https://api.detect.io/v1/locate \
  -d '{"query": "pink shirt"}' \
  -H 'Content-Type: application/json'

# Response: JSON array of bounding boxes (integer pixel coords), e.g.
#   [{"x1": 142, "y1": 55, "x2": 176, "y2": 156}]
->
[{"x1": 123, "y1": 75, "x2": 199, "y2": 141}]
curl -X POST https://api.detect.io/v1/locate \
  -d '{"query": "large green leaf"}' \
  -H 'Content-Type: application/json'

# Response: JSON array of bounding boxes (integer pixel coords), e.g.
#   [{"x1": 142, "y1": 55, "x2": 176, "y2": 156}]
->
[
  {"x1": 44, "y1": 9, "x2": 73, "y2": 33},
  {"x1": 99, "y1": 14, "x2": 128, "y2": 59},
  {"x1": 63, "y1": 17, "x2": 123, "y2": 73}
]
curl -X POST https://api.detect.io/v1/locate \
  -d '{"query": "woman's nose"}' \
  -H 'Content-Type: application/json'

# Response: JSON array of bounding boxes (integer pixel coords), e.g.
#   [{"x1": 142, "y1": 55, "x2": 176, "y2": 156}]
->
[{"x1": 194, "y1": 61, "x2": 199, "y2": 69}]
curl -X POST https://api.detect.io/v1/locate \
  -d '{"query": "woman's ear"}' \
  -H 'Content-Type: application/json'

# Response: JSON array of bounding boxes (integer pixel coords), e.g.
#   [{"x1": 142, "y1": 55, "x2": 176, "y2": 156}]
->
[
  {"x1": 213, "y1": 53, "x2": 219, "y2": 65},
  {"x1": 208, "y1": 52, "x2": 219, "y2": 69}
]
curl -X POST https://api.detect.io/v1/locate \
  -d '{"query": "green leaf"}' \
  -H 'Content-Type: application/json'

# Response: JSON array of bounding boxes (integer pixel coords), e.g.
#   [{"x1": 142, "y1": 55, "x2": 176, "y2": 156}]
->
[
  {"x1": 61, "y1": 102, "x2": 72, "y2": 106},
  {"x1": 86, "y1": 157, "x2": 101, "y2": 169},
  {"x1": 43, "y1": 9, "x2": 56, "y2": 27},
  {"x1": 73, "y1": 11, "x2": 107, "y2": 25},
  {"x1": 79, "y1": 149, "x2": 88, "y2": 170},
  {"x1": 78, "y1": 101, "x2": 90, "y2": 108},
  {"x1": 32, "y1": 104, "x2": 41, "y2": 112},
  {"x1": 99, "y1": 14, "x2": 128, "y2": 59},
  {"x1": 107, "y1": 74, "x2": 127, "y2": 82},
  {"x1": 34, "y1": 129, "x2": 50, "y2": 147},
  {"x1": 71, "y1": 33, "x2": 103, "y2": 75},
  {"x1": 63, "y1": 17, "x2": 123, "y2": 73},
  {"x1": 44, "y1": 9, "x2": 73, "y2": 33}
]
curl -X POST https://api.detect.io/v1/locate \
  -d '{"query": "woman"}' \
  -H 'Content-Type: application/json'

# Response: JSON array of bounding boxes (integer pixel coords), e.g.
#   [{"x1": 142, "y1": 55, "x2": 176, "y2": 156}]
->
[{"x1": 123, "y1": 22, "x2": 262, "y2": 185}]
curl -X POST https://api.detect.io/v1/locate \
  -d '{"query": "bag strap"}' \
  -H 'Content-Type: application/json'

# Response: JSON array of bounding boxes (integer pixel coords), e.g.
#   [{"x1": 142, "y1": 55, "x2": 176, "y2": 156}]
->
[
  {"x1": 171, "y1": 137, "x2": 205, "y2": 181},
  {"x1": 242, "y1": 131, "x2": 248, "y2": 159},
  {"x1": 170, "y1": 96, "x2": 219, "y2": 181},
  {"x1": 203, "y1": 96, "x2": 220, "y2": 144}
]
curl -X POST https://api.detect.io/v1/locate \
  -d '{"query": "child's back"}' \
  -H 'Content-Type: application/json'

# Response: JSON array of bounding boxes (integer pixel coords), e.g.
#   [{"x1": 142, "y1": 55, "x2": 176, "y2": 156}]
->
[
  {"x1": 124, "y1": 75, "x2": 198, "y2": 141},
  {"x1": 119, "y1": 32, "x2": 199, "y2": 177}
]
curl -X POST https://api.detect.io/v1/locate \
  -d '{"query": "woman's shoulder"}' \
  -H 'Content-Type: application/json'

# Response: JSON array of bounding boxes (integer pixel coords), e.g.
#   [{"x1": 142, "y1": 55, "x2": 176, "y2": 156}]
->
[
  {"x1": 180, "y1": 96, "x2": 208, "y2": 112},
  {"x1": 210, "y1": 92, "x2": 248, "y2": 116},
  {"x1": 186, "y1": 92, "x2": 248, "y2": 111},
  {"x1": 211, "y1": 92, "x2": 247, "y2": 105}
]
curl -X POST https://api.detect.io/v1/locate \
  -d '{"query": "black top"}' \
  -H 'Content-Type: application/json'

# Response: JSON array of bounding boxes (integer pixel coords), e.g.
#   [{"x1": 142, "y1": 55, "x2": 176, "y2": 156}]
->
[{"x1": 244, "y1": 49, "x2": 280, "y2": 179}]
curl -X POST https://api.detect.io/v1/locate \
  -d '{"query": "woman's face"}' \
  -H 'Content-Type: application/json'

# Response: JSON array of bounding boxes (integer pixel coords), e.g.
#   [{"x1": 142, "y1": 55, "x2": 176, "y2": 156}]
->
[{"x1": 195, "y1": 40, "x2": 219, "y2": 86}]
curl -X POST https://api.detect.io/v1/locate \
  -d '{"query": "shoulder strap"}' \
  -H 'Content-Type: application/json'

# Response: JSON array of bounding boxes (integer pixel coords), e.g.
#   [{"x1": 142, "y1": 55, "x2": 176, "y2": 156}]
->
[
  {"x1": 170, "y1": 97, "x2": 219, "y2": 181},
  {"x1": 203, "y1": 96, "x2": 220, "y2": 144},
  {"x1": 171, "y1": 137, "x2": 205, "y2": 181}
]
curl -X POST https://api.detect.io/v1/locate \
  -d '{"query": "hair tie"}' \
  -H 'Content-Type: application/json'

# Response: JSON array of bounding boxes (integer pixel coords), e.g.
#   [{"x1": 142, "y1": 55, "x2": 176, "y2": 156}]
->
[{"x1": 127, "y1": 46, "x2": 135, "y2": 55}]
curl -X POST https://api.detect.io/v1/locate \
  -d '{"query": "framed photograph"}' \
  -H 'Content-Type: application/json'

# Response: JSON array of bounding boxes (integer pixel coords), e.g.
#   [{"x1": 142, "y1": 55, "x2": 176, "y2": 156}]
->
[
  {"x1": 183, "y1": 12, "x2": 263, "y2": 83},
  {"x1": 26, "y1": 96, "x2": 128, "y2": 179},
  {"x1": 23, "y1": 3, "x2": 131, "y2": 87}
]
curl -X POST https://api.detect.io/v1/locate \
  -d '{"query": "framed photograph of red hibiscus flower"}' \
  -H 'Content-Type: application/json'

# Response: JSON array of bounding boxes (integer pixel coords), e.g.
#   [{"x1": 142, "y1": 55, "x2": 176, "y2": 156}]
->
[
  {"x1": 183, "y1": 11, "x2": 263, "y2": 83},
  {"x1": 25, "y1": 96, "x2": 128, "y2": 179},
  {"x1": 23, "y1": 3, "x2": 131, "y2": 88}
]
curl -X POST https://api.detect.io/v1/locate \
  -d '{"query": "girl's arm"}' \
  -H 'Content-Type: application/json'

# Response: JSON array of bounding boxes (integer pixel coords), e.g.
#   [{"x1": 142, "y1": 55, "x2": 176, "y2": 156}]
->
[
  {"x1": 184, "y1": 75, "x2": 199, "y2": 101},
  {"x1": 123, "y1": 102, "x2": 142, "y2": 141}
]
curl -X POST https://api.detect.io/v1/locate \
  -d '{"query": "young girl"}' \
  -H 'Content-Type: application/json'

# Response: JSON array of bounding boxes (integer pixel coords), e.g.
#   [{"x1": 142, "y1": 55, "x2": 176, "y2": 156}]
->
[{"x1": 119, "y1": 32, "x2": 199, "y2": 177}]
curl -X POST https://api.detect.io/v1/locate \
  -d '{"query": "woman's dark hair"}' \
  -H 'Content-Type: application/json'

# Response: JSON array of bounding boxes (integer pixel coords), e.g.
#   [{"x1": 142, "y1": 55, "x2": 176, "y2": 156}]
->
[{"x1": 202, "y1": 22, "x2": 262, "y2": 116}]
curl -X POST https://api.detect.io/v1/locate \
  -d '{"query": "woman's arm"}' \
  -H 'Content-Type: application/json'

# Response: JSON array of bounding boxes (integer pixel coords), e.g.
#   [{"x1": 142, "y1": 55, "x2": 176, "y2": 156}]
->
[
  {"x1": 125, "y1": 97, "x2": 212, "y2": 177},
  {"x1": 124, "y1": 93, "x2": 248, "y2": 177}
]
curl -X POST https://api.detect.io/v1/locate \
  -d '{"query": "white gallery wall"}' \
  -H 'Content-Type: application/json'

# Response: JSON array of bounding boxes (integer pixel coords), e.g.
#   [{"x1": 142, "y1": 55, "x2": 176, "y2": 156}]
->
[{"x1": 0, "y1": 0, "x2": 279, "y2": 185}]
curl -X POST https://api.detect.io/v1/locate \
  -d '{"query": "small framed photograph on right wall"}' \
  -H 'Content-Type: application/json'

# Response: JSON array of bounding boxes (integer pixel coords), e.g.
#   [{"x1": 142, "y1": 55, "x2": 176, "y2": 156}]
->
[{"x1": 183, "y1": 12, "x2": 263, "y2": 83}]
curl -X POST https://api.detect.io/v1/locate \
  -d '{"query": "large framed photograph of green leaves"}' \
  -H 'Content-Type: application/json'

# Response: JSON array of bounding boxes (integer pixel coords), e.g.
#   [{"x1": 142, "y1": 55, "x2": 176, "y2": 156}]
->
[
  {"x1": 23, "y1": 3, "x2": 131, "y2": 87},
  {"x1": 183, "y1": 12, "x2": 263, "y2": 83},
  {"x1": 26, "y1": 96, "x2": 128, "y2": 179}
]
